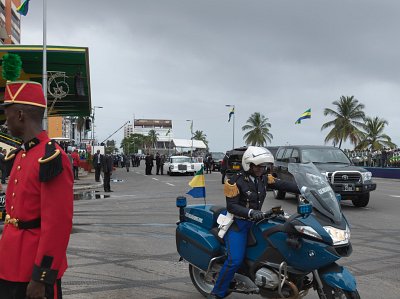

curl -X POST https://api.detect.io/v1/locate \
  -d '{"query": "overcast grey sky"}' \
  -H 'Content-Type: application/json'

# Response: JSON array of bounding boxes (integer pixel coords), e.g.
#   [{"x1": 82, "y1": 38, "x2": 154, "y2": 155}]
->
[{"x1": 21, "y1": 0, "x2": 400, "y2": 152}]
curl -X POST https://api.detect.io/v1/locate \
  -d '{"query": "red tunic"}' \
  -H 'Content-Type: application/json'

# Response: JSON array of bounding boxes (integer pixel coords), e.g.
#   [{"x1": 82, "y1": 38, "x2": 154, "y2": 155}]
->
[{"x1": 0, "y1": 131, "x2": 73, "y2": 283}]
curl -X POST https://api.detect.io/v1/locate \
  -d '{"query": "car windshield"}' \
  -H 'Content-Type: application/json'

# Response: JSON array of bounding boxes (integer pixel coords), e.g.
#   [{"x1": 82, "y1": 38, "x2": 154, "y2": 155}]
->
[
  {"x1": 301, "y1": 148, "x2": 350, "y2": 164},
  {"x1": 289, "y1": 163, "x2": 342, "y2": 223},
  {"x1": 171, "y1": 157, "x2": 191, "y2": 163},
  {"x1": 211, "y1": 152, "x2": 225, "y2": 160}
]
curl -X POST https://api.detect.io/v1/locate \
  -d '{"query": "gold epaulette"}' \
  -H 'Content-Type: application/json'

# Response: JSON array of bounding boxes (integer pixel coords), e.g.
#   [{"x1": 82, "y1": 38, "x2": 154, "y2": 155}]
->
[
  {"x1": 38, "y1": 140, "x2": 63, "y2": 182},
  {"x1": 38, "y1": 148, "x2": 60, "y2": 164},
  {"x1": 224, "y1": 181, "x2": 239, "y2": 198}
]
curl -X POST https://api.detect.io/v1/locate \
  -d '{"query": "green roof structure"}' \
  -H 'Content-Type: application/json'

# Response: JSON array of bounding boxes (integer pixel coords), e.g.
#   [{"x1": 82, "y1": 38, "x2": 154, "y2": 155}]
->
[{"x1": 0, "y1": 45, "x2": 91, "y2": 124}]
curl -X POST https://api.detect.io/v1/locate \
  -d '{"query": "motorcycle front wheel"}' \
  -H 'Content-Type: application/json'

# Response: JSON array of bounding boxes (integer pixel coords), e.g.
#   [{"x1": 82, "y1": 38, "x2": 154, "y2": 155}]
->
[{"x1": 319, "y1": 284, "x2": 360, "y2": 299}]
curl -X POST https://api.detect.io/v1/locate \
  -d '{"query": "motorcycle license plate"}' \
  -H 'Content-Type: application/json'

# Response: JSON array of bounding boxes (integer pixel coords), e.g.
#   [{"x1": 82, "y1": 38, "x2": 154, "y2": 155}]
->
[
  {"x1": 232, "y1": 165, "x2": 240, "y2": 170},
  {"x1": 343, "y1": 184, "x2": 355, "y2": 192}
]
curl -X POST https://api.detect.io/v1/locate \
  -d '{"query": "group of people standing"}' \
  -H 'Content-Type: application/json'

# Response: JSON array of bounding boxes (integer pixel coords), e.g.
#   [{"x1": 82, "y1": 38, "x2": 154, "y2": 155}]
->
[
  {"x1": 92, "y1": 150, "x2": 114, "y2": 192},
  {"x1": 145, "y1": 152, "x2": 166, "y2": 175}
]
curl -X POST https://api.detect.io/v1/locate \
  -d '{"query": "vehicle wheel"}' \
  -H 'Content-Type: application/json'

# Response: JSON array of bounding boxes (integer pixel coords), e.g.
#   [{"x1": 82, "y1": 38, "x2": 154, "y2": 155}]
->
[
  {"x1": 352, "y1": 193, "x2": 369, "y2": 207},
  {"x1": 318, "y1": 284, "x2": 360, "y2": 299},
  {"x1": 273, "y1": 189, "x2": 286, "y2": 200},
  {"x1": 189, "y1": 264, "x2": 214, "y2": 297}
]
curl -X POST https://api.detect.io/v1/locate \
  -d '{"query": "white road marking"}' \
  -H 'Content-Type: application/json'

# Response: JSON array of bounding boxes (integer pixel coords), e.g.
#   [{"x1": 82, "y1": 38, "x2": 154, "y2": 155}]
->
[
  {"x1": 389, "y1": 195, "x2": 400, "y2": 198},
  {"x1": 166, "y1": 183, "x2": 175, "y2": 186},
  {"x1": 152, "y1": 178, "x2": 159, "y2": 181}
]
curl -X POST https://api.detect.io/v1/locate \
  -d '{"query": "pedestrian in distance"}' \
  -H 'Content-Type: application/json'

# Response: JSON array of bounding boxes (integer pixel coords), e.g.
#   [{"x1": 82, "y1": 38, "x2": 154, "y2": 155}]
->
[
  {"x1": 208, "y1": 146, "x2": 298, "y2": 299},
  {"x1": 145, "y1": 152, "x2": 153, "y2": 175},
  {"x1": 102, "y1": 151, "x2": 113, "y2": 192},
  {"x1": 160, "y1": 154, "x2": 166, "y2": 175},
  {"x1": 0, "y1": 80, "x2": 73, "y2": 299},
  {"x1": 71, "y1": 148, "x2": 80, "y2": 180},
  {"x1": 125, "y1": 154, "x2": 130, "y2": 172},
  {"x1": 155, "y1": 152, "x2": 161, "y2": 175},
  {"x1": 206, "y1": 155, "x2": 213, "y2": 174},
  {"x1": 92, "y1": 149, "x2": 103, "y2": 182}
]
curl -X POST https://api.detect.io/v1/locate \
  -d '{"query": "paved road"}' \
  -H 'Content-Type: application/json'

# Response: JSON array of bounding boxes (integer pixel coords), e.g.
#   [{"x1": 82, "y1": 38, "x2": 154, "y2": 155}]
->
[{"x1": 62, "y1": 166, "x2": 400, "y2": 298}]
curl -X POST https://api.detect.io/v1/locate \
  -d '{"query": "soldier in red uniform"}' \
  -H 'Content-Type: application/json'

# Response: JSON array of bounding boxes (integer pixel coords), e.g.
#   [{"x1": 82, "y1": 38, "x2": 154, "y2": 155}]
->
[{"x1": 0, "y1": 81, "x2": 74, "y2": 299}]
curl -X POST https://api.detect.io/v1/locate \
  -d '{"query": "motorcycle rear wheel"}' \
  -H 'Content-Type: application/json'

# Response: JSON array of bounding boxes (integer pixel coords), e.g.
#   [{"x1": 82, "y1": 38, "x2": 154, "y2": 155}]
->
[
  {"x1": 189, "y1": 264, "x2": 214, "y2": 297},
  {"x1": 319, "y1": 284, "x2": 360, "y2": 299},
  {"x1": 189, "y1": 264, "x2": 232, "y2": 298}
]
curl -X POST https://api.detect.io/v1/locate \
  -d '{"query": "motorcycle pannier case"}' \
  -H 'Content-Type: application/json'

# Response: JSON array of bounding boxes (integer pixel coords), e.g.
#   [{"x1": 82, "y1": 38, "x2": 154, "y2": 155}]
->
[{"x1": 176, "y1": 222, "x2": 221, "y2": 270}]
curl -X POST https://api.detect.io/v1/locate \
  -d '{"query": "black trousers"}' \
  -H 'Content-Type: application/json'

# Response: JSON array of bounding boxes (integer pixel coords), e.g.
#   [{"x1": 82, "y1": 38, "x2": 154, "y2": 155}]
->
[
  {"x1": 156, "y1": 164, "x2": 161, "y2": 174},
  {"x1": 0, "y1": 279, "x2": 62, "y2": 299},
  {"x1": 104, "y1": 172, "x2": 111, "y2": 191},
  {"x1": 94, "y1": 165, "x2": 101, "y2": 182},
  {"x1": 73, "y1": 166, "x2": 79, "y2": 179}
]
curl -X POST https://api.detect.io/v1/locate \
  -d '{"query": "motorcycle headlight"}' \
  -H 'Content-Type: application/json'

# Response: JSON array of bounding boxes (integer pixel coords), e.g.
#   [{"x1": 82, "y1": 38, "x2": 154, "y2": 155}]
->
[
  {"x1": 361, "y1": 172, "x2": 372, "y2": 182},
  {"x1": 323, "y1": 225, "x2": 351, "y2": 245},
  {"x1": 294, "y1": 225, "x2": 322, "y2": 240}
]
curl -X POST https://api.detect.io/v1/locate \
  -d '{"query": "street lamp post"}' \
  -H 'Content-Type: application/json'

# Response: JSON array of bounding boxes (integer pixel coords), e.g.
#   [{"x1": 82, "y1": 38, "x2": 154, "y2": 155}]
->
[
  {"x1": 226, "y1": 104, "x2": 235, "y2": 149},
  {"x1": 91, "y1": 106, "x2": 103, "y2": 145},
  {"x1": 186, "y1": 120, "x2": 194, "y2": 158}
]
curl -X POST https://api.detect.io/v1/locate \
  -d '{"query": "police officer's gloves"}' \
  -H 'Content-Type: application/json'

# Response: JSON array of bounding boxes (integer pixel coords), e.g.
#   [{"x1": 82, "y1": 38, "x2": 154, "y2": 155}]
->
[
  {"x1": 265, "y1": 206, "x2": 284, "y2": 218},
  {"x1": 250, "y1": 210, "x2": 265, "y2": 221}
]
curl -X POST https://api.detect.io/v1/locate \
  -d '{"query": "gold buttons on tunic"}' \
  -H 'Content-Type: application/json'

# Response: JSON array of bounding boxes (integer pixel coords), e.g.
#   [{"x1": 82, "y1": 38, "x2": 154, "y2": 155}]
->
[
  {"x1": 14, "y1": 179, "x2": 18, "y2": 184},
  {"x1": 22, "y1": 153, "x2": 26, "y2": 158},
  {"x1": 12, "y1": 192, "x2": 15, "y2": 197},
  {"x1": 11, "y1": 206, "x2": 14, "y2": 210},
  {"x1": 17, "y1": 165, "x2": 21, "y2": 170}
]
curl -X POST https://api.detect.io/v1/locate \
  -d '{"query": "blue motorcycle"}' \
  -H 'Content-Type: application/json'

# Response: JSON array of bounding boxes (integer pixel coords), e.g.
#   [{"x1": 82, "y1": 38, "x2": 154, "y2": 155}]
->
[{"x1": 176, "y1": 163, "x2": 360, "y2": 299}]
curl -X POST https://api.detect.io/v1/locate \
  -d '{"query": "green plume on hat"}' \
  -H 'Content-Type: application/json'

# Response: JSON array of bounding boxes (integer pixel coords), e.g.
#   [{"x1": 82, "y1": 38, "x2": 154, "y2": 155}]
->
[{"x1": 2, "y1": 53, "x2": 22, "y2": 81}]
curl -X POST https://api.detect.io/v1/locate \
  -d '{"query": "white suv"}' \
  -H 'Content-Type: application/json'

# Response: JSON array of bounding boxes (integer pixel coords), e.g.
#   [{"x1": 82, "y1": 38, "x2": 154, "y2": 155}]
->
[{"x1": 165, "y1": 156, "x2": 196, "y2": 176}]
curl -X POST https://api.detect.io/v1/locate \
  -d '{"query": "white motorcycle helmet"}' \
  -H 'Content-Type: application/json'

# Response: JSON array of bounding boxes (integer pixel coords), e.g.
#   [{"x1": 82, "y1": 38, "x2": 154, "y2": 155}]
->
[{"x1": 242, "y1": 146, "x2": 274, "y2": 172}]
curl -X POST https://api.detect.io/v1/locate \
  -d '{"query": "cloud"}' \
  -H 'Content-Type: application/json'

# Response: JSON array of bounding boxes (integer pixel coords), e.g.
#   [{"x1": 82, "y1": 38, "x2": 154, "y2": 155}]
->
[{"x1": 20, "y1": 0, "x2": 400, "y2": 151}]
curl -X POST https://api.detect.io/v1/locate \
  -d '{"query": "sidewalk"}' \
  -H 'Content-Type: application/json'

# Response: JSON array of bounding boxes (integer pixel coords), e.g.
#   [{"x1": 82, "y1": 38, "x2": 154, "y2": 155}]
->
[
  {"x1": 73, "y1": 170, "x2": 103, "y2": 191},
  {"x1": 2, "y1": 169, "x2": 102, "y2": 192}
]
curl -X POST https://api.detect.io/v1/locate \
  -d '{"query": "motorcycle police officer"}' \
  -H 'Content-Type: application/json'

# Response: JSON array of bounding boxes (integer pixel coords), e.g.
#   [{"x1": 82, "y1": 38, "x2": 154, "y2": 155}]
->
[{"x1": 209, "y1": 146, "x2": 298, "y2": 299}]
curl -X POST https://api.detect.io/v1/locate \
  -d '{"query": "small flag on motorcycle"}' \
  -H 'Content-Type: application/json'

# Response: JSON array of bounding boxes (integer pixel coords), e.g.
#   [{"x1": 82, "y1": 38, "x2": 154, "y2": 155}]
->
[{"x1": 187, "y1": 166, "x2": 206, "y2": 200}]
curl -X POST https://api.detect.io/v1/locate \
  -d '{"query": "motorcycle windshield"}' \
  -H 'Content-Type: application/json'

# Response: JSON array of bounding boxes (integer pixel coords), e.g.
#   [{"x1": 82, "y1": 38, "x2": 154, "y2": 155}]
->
[{"x1": 289, "y1": 163, "x2": 342, "y2": 223}]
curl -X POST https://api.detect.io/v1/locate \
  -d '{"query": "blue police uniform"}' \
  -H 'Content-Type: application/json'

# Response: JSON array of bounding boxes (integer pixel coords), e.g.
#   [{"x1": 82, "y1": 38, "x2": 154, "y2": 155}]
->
[{"x1": 211, "y1": 172, "x2": 296, "y2": 298}]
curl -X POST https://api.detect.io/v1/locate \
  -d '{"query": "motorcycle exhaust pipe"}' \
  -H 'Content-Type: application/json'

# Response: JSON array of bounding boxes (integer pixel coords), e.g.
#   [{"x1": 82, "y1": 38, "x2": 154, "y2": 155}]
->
[
  {"x1": 283, "y1": 281, "x2": 300, "y2": 299},
  {"x1": 273, "y1": 281, "x2": 300, "y2": 299}
]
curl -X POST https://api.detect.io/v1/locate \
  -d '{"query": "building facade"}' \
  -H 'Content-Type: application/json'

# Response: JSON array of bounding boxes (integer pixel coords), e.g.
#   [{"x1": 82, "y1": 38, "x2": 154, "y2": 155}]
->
[
  {"x1": 0, "y1": 0, "x2": 21, "y2": 45},
  {"x1": 124, "y1": 119, "x2": 174, "y2": 150}
]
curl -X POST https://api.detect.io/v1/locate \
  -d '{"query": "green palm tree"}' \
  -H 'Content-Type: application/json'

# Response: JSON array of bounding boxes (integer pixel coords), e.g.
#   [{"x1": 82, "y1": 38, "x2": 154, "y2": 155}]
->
[
  {"x1": 355, "y1": 116, "x2": 396, "y2": 150},
  {"x1": 148, "y1": 129, "x2": 159, "y2": 150},
  {"x1": 242, "y1": 112, "x2": 273, "y2": 146},
  {"x1": 321, "y1": 96, "x2": 366, "y2": 148},
  {"x1": 193, "y1": 130, "x2": 209, "y2": 149}
]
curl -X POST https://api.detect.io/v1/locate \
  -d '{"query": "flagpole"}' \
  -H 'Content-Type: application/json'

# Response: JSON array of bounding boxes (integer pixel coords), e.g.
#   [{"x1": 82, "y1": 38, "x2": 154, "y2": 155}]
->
[
  {"x1": 42, "y1": 0, "x2": 48, "y2": 131},
  {"x1": 226, "y1": 104, "x2": 235, "y2": 149},
  {"x1": 233, "y1": 105, "x2": 235, "y2": 148}
]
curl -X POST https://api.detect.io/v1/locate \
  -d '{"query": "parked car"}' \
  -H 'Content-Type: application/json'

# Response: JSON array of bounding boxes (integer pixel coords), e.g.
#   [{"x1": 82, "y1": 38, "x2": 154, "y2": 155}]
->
[
  {"x1": 164, "y1": 155, "x2": 196, "y2": 176},
  {"x1": 273, "y1": 145, "x2": 376, "y2": 207},
  {"x1": 191, "y1": 156, "x2": 204, "y2": 172},
  {"x1": 221, "y1": 147, "x2": 247, "y2": 182},
  {"x1": 209, "y1": 152, "x2": 225, "y2": 171}
]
